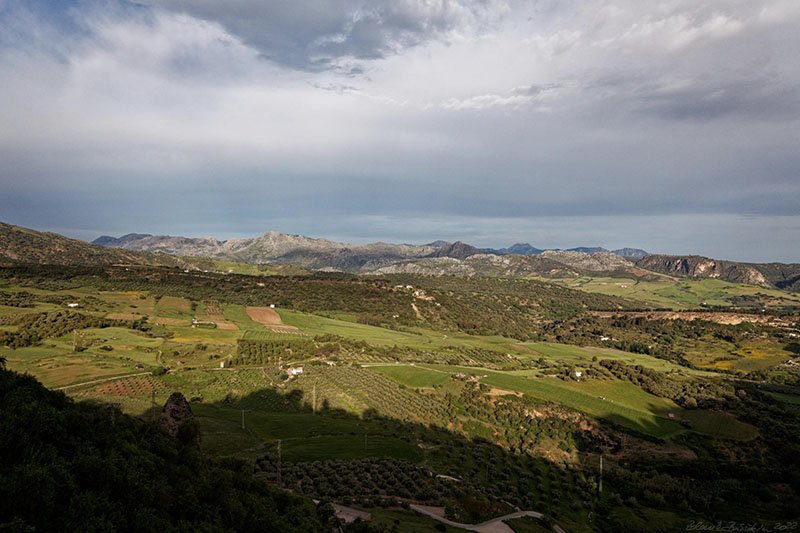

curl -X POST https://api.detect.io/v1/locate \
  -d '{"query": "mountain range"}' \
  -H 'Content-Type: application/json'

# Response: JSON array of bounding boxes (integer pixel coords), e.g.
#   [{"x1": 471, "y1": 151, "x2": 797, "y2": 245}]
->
[
  {"x1": 93, "y1": 232, "x2": 648, "y2": 266},
  {"x1": 1, "y1": 221, "x2": 799, "y2": 291}
]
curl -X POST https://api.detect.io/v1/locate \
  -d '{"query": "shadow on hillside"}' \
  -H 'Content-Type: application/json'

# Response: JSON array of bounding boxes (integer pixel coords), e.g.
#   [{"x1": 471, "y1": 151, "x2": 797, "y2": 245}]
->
[
  {"x1": 142, "y1": 384, "x2": 599, "y2": 529},
  {"x1": 135, "y1": 374, "x2": 731, "y2": 533}
]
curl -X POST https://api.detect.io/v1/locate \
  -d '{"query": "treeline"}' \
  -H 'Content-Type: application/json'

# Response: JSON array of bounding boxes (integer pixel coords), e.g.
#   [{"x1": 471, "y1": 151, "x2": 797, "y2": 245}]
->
[
  {"x1": 0, "y1": 367, "x2": 339, "y2": 532},
  {"x1": 0, "y1": 289, "x2": 73, "y2": 307},
  {"x1": 0, "y1": 311, "x2": 135, "y2": 349}
]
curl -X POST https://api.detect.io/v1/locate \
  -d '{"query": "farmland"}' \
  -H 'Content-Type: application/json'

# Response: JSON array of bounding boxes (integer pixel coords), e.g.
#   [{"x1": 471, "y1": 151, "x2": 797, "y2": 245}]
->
[{"x1": 1, "y1": 263, "x2": 799, "y2": 531}]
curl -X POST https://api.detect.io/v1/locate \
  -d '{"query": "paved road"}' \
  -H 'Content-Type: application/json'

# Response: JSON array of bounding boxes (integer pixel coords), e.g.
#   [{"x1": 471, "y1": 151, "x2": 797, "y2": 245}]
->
[{"x1": 409, "y1": 504, "x2": 565, "y2": 533}]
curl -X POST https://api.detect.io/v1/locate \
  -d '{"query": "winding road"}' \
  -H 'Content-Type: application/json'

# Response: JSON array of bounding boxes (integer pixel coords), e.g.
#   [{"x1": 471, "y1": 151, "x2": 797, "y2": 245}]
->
[{"x1": 409, "y1": 504, "x2": 566, "y2": 533}]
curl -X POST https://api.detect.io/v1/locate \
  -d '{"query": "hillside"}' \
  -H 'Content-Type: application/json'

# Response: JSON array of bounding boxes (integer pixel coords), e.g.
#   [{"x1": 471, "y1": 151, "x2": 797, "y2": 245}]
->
[
  {"x1": 95, "y1": 231, "x2": 442, "y2": 271},
  {"x1": 0, "y1": 222, "x2": 201, "y2": 269},
  {"x1": 371, "y1": 251, "x2": 658, "y2": 282},
  {"x1": 636, "y1": 255, "x2": 800, "y2": 291},
  {"x1": 0, "y1": 366, "x2": 333, "y2": 531}
]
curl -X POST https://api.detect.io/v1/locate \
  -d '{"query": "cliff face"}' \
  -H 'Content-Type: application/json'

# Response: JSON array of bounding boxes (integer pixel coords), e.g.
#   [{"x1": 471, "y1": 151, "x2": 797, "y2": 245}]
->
[{"x1": 636, "y1": 255, "x2": 771, "y2": 287}]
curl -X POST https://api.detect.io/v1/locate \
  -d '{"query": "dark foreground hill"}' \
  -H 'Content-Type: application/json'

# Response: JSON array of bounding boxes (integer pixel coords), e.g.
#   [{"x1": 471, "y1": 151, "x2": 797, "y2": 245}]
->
[{"x1": 0, "y1": 363, "x2": 335, "y2": 532}]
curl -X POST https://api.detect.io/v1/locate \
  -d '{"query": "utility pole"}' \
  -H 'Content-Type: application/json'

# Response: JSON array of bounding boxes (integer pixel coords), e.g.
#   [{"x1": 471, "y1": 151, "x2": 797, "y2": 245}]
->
[
  {"x1": 599, "y1": 454, "x2": 603, "y2": 494},
  {"x1": 72, "y1": 329, "x2": 77, "y2": 353},
  {"x1": 277, "y1": 439, "x2": 282, "y2": 484}
]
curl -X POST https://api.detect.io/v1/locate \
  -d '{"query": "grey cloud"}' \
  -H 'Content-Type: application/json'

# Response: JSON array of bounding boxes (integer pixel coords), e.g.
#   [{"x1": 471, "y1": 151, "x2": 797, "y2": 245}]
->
[
  {"x1": 145, "y1": 0, "x2": 493, "y2": 71},
  {"x1": 632, "y1": 79, "x2": 800, "y2": 122}
]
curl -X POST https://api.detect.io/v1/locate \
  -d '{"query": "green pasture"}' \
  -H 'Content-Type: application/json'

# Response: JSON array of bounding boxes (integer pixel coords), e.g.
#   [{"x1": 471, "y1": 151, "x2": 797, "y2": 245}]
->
[
  {"x1": 0, "y1": 302, "x2": 62, "y2": 316},
  {"x1": 520, "y1": 342, "x2": 716, "y2": 375},
  {"x1": 167, "y1": 325, "x2": 242, "y2": 344},
  {"x1": 3, "y1": 345, "x2": 139, "y2": 388},
  {"x1": 154, "y1": 295, "x2": 192, "y2": 316},
  {"x1": 367, "y1": 365, "x2": 451, "y2": 387},
  {"x1": 680, "y1": 409, "x2": 757, "y2": 440},
  {"x1": 243, "y1": 329, "x2": 306, "y2": 341},
  {"x1": 417, "y1": 366, "x2": 685, "y2": 439},
  {"x1": 681, "y1": 337, "x2": 792, "y2": 372},
  {"x1": 222, "y1": 304, "x2": 269, "y2": 330},
  {"x1": 764, "y1": 391, "x2": 800, "y2": 406}
]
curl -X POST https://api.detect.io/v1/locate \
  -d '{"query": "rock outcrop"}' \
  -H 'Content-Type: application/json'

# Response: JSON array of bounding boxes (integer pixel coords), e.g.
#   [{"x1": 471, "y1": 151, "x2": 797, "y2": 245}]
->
[
  {"x1": 636, "y1": 255, "x2": 771, "y2": 287},
  {"x1": 159, "y1": 392, "x2": 200, "y2": 446}
]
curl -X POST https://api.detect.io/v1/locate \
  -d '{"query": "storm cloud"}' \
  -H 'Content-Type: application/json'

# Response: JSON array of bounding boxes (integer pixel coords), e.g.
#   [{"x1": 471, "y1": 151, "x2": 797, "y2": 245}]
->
[{"x1": 0, "y1": 0, "x2": 798, "y2": 261}]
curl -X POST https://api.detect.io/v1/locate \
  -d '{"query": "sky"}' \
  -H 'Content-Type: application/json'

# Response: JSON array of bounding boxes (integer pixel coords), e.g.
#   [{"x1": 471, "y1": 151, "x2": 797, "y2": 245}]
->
[{"x1": 0, "y1": 0, "x2": 798, "y2": 262}]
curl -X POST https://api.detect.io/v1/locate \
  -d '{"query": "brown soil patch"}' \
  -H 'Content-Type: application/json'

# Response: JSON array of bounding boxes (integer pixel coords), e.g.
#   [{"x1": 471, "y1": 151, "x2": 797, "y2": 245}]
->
[
  {"x1": 150, "y1": 317, "x2": 191, "y2": 326},
  {"x1": 243, "y1": 307, "x2": 300, "y2": 332},
  {"x1": 488, "y1": 387, "x2": 522, "y2": 397},
  {"x1": 246, "y1": 307, "x2": 285, "y2": 326},
  {"x1": 106, "y1": 312, "x2": 142, "y2": 320}
]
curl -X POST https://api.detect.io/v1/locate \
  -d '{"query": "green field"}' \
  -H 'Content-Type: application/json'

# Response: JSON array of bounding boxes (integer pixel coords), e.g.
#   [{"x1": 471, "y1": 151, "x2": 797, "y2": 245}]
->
[
  {"x1": 367, "y1": 364, "x2": 451, "y2": 387},
  {"x1": 519, "y1": 342, "x2": 716, "y2": 376},
  {"x1": 279, "y1": 309, "x2": 707, "y2": 374},
  {"x1": 416, "y1": 364, "x2": 747, "y2": 440}
]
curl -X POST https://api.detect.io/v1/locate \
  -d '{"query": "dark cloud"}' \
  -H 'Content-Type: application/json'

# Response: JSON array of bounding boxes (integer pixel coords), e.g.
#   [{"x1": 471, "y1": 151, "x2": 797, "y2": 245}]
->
[
  {"x1": 1, "y1": 0, "x2": 799, "y2": 262},
  {"x1": 145, "y1": 0, "x2": 490, "y2": 71}
]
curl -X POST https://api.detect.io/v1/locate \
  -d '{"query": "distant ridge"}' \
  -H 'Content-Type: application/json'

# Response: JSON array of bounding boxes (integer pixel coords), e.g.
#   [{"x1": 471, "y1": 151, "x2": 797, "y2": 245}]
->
[
  {"x1": 480, "y1": 243, "x2": 647, "y2": 258},
  {"x1": 3, "y1": 221, "x2": 799, "y2": 291},
  {"x1": 92, "y1": 230, "x2": 648, "y2": 270},
  {"x1": 426, "y1": 241, "x2": 481, "y2": 260},
  {"x1": 612, "y1": 248, "x2": 649, "y2": 259},
  {"x1": 92, "y1": 233, "x2": 153, "y2": 247},
  {"x1": 484, "y1": 243, "x2": 544, "y2": 255}
]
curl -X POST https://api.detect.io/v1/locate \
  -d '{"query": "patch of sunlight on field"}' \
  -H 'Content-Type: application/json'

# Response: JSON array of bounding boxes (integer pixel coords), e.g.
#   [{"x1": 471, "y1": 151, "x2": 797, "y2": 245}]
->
[
  {"x1": 168, "y1": 326, "x2": 242, "y2": 344},
  {"x1": 520, "y1": 341, "x2": 716, "y2": 376},
  {"x1": 222, "y1": 304, "x2": 270, "y2": 330},
  {"x1": 367, "y1": 365, "x2": 451, "y2": 387}
]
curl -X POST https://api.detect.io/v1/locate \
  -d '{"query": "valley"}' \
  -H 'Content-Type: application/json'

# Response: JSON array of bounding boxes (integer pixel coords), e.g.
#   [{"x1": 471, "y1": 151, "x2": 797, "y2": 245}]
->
[{"x1": 2, "y1": 249, "x2": 799, "y2": 531}]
